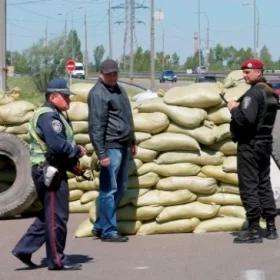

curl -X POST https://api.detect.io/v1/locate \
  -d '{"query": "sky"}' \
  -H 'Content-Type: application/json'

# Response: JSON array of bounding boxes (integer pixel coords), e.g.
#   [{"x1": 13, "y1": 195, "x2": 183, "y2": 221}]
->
[{"x1": 6, "y1": 0, "x2": 280, "y2": 64}]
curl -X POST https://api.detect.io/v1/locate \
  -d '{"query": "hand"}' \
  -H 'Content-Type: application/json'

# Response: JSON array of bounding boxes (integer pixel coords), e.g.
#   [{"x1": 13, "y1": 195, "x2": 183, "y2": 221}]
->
[
  {"x1": 100, "y1": 157, "x2": 111, "y2": 167},
  {"x1": 78, "y1": 145, "x2": 86, "y2": 157},
  {"x1": 131, "y1": 144, "x2": 137, "y2": 157},
  {"x1": 227, "y1": 100, "x2": 240, "y2": 111}
]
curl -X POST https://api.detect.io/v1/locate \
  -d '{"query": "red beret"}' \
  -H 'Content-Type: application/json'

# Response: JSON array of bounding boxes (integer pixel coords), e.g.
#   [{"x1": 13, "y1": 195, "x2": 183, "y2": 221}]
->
[{"x1": 240, "y1": 58, "x2": 264, "y2": 70}]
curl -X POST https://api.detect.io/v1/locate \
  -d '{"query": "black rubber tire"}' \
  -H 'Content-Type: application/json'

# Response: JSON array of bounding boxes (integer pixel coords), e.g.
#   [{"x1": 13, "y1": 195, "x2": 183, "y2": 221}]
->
[{"x1": 0, "y1": 133, "x2": 36, "y2": 218}]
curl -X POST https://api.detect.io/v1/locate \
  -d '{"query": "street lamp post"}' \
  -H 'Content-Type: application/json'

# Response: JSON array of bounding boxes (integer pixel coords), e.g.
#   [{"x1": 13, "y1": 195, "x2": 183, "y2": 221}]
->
[
  {"x1": 0, "y1": 0, "x2": 7, "y2": 92},
  {"x1": 197, "y1": 0, "x2": 201, "y2": 68},
  {"x1": 243, "y1": 1, "x2": 260, "y2": 57}
]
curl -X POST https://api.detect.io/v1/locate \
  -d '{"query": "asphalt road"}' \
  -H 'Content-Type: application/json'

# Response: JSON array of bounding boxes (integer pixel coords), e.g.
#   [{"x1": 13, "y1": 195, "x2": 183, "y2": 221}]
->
[{"x1": 1, "y1": 214, "x2": 280, "y2": 280}]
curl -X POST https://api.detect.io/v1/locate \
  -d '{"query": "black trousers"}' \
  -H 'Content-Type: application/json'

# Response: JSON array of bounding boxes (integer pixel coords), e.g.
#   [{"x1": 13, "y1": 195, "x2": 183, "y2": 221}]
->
[
  {"x1": 12, "y1": 166, "x2": 69, "y2": 269},
  {"x1": 237, "y1": 140, "x2": 277, "y2": 222}
]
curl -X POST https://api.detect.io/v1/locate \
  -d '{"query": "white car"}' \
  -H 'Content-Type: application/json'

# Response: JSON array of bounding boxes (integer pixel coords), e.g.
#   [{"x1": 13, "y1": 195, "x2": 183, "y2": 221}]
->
[{"x1": 71, "y1": 62, "x2": 85, "y2": 79}]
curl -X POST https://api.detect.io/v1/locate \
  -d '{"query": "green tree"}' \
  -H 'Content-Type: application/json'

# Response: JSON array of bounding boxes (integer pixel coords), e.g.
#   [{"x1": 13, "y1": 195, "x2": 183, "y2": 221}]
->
[
  {"x1": 25, "y1": 36, "x2": 67, "y2": 92},
  {"x1": 65, "y1": 30, "x2": 83, "y2": 62},
  {"x1": 6, "y1": 51, "x2": 29, "y2": 74},
  {"x1": 259, "y1": 45, "x2": 274, "y2": 69},
  {"x1": 93, "y1": 45, "x2": 105, "y2": 71}
]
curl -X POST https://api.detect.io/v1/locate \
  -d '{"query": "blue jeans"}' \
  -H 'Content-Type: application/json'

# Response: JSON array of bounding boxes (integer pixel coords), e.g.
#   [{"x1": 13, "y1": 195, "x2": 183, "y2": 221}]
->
[{"x1": 94, "y1": 147, "x2": 130, "y2": 236}]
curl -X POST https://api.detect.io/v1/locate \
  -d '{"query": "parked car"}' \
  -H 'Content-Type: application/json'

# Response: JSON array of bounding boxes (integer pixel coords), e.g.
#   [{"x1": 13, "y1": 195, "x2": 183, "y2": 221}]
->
[
  {"x1": 195, "y1": 74, "x2": 217, "y2": 83},
  {"x1": 268, "y1": 79, "x2": 280, "y2": 96},
  {"x1": 159, "y1": 70, "x2": 177, "y2": 83},
  {"x1": 194, "y1": 65, "x2": 208, "y2": 74},
  {"x1": 71, "y1": 62, "x2": 85, "y2": 79}
]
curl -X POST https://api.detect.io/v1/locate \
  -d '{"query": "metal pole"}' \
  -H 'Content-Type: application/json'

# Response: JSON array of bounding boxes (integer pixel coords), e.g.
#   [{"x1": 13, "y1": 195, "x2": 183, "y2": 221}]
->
[
  {"x1": 84, "y1": 12, "x2": 88, "y2": 79},
  {"x1": 256, "y1": 9, "x2": 259, "y2": 57},
  {"x1": 162, "y1": 29, "x2": 165, "y2": 69},
  {"x1": 197, "y1": 0, "x2": 201, "y2": 67},
  {"x1": 150, "y1": 0, "x2": 155, "y2": 91},
  {"x1": 205, "y1": 14, "x2": 209, "y2": 67},
  {"x1": 0, "y1": 0, "x2": 7, "y2": 92},
  {"x1": 108, "y1": 0, "x2": 113, "y2": 58},
  {"x1": 253, "y1": 0, "x2": 257, "y2": 56},
  {"x1": 122, "y1": 0, "x2": 129, "y2": 72},
  {"x1": 129, "y1": 0, "x2": 134, "y2": 82}
]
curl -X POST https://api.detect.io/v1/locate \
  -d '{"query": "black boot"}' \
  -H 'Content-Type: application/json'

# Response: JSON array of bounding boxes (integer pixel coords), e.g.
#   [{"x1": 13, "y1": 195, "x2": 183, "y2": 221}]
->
[
  {"x1": 265, "y1": 219, "x2": 278, "y2": 240},
  {"x1": 234, "y1": 219, "x2": 262, "y2": 244}
]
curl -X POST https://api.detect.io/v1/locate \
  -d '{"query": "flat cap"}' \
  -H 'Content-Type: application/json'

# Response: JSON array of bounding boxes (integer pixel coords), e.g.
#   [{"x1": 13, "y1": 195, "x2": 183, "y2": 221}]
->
[
  {"x1": 100, "y1": 59, "x2": 119, "y2": 74},
  {"x1": 46, "y1": 78, "x2": 73, "y2": 95},
  {"x1": 240, "y1": 58, "x2": 264, "y2": 70}
]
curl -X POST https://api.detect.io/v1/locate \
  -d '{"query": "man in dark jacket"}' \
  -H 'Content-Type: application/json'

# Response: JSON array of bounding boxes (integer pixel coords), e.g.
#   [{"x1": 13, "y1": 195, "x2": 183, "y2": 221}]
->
[
  {"x1": 88, "y1": 59, "x2": 136, "y2": 242},
  {"x1": 12, "y1": 79, "x2": 86, "y2": 270},
  {"x1": 228, "y1": 59, "x2": 279, "y2": 243}
]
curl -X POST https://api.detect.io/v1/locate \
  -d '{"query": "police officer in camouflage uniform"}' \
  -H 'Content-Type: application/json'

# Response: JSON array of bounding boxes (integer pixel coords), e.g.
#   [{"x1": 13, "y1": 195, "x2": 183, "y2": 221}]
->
[
  {"x1": 12, "y1": 79, "x2": 86, "y2": 270},
  {"x1": 228, "y1": 59, "x2": 279, "y2": 243}
]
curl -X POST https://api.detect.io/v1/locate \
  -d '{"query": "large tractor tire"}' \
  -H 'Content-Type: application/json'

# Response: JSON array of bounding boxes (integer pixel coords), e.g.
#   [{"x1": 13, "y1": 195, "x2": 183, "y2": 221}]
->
[{"x1": 0, "y1": 133, "x2": 36, "y2": 218}]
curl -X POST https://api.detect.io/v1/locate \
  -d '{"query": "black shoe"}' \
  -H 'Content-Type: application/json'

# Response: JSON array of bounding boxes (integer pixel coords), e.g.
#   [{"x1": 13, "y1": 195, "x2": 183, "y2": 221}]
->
[
  {"x1": 48, "y1": 263, "x2": 82, "y2": 271},
  {"x1": 92, "y1": 228, "x2": 101, "y2": 238},
  {"x1": 101, "y1": 232, "x2": 129, "y2": 242},
  {"x1": 234, "y1": 229, "x2": 263, "y2": 244},
  {"x1": 12, "y1": 251, "x2": 38, "y2": 269},
  {"x1": 265, "y1": 222, "x2": 279, "y2": 240}
]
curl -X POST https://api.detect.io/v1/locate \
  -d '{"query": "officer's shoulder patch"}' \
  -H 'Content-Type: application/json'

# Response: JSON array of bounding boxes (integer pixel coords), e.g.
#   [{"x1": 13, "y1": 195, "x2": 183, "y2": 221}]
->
[
  {"x1": 242, "y1": 96, "x2": 251, "y2": 109},
  {"x1": 51, "y1": 119, "x2": 63, "y2": 133}
]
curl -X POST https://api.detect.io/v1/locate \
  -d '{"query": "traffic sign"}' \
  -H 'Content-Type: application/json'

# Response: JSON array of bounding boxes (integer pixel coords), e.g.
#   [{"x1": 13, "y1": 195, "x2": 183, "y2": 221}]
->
[{"x1": 65, "y1": 59, "x2": 76, "y2": 73}]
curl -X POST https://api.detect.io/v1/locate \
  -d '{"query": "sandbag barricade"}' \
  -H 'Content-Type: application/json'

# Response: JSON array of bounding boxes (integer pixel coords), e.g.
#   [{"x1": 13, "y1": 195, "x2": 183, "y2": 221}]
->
[{"x1": 1, "y1": 80, "x2": 250, "y2": 236}]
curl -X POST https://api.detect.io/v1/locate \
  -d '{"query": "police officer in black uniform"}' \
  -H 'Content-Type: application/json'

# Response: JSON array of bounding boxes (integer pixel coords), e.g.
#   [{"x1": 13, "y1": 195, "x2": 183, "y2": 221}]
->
[
  {"x1": 12, "y1": 79, "x2": 86, "y2": 270},
  {"x1": 228, "y1": 59, "x2": 279, "y2": 243}
]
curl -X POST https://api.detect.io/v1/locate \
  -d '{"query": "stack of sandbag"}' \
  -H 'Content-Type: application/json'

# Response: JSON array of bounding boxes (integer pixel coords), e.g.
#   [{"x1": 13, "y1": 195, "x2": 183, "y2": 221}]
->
[
  {"x1": 75, "y1": 75, "x2": 251, "y2": 238},
  {"x1": 0, "y1": 100, "x2": 35, "y2": 140}
]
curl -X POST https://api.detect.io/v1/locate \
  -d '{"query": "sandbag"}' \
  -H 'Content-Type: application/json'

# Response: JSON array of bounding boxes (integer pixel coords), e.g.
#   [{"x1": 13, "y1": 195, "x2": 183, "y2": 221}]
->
[
  {"x1": 224, "y1": 83, "x2": 249, "y2": 100},
  {"x1": 210, "y1": 140, "x2": 237, "y2": 156},
  {"x1": 207, "y1": 107, "x2": 231, "y2": 124},
  {"x1": 166, "y1": 123, "x2": 217, "y2": 145},
  {"x1": 217, "y1": 183, "x2": 239, "y2": 194},
  {"x1": 79, "y1": 155, "x2": 92, "y2": 170},
  {"x1": 137, "y1": 98, "x2": 207, "y2": 128},
  {"x1": 223, "y1": 70, "x2": 245, "y2": 88},
  {"x1": 137, "y1": 218, "x2": 200, "y2": 235},
  {"x1": 218, "y1": 205, "x2": 246, "y2": 218},
  {"x1": 214, "y1": 123, "x2": 231, "y2": 142},
  {"x1": 0, "y1": 101, "x2": 35, "y2": 125},
  {"x1": 156, "y1": 176, "x2": 217, "y2": 194},
  {"x1": 80, "y1": 190, "x2": 99, "y2": 204},
  {"x1": 132, "y1": 189, "x2": 197, "y2": 207},
  {"x1": 133, "y1": 112, "x2": 169, "y2": 134},
  {"x1": 69, "y1": 200, "x2": 93, "y2": 213},
  {"x1": 194, "y1": 217, "x2": 245, "y2": 233},
  {"x1": 5, "y1": 123, "x2": 29, "y2": 134},
  {"x1": 74, "y1": 133, "x2": 90, "y2": 145},
  {"x1": 75, "y1": 218, "x2": 93, "y2": 238},
  {"x1": 118, "y1": 221, "x2": 142, "y2": 235},
  {"x1": 156, "y1": 149, "x2": 224, "y2": 166},
  {"x1": 135, "y1": 132, "x2": 151, "y2": 143},
  {"x1": 128, "y1": 172, "x2": 159, "y2": 189},
  {"x1": 117, "y1": 205, "x2": 163, "y2": 221},
  {"x1": 222, "y1": 156, "x2": 237, "y2": 172},
  {"x1": 72, "y1": 179, "x2": 99, "y2": 191},
  {"x1": 139, "y1": 132, "x2": 200, "y2": 152},
  {"x1": 119, "y1": 189, "x2": 149, "y2": 207},
  {"x1": 134, "y1": 146, "x2": 158, "y2": 162},
  {"x1": 164, "y1": 83, "x2": 222, "y2": 108},
  {"x1": 69, "y1": 189, "x2": 84, "y2": 201},
  {"x1": 67, "y1": 101, "x2": 88, "y2": 121},
  {"x1": 197, "y1": 192, "x2": 242, "y2": 206},
  {"x1": 70, "y1": 82, "x2": 93, "y2": 103},
  {"x1": 156, "y1": 202, "x2": 220, "y2": 223},
  {"x1": 137, "y1": 162, "x2": 201, "y2": 177},
  {"x1": 71, "y1": 121, "x2": 89, "y2": 133}
]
